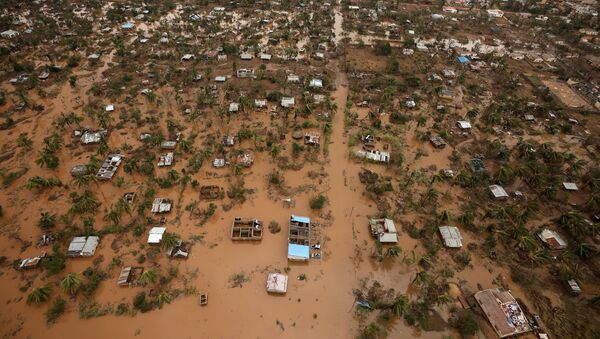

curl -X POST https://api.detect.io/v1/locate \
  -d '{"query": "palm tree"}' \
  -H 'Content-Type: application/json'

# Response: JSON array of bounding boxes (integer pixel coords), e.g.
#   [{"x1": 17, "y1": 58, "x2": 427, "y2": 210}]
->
[
  {"x1": 104, "y1": 208, "x2": 121, "y2": 225},
  {"x1": 71, "y1": 173, "x2": 95, "y2": 188},
  {"x1": 36, "y1": 150, "x2": 59, "y2": 169},
  {"x1": 574, "y1": 242, "x2": 597, "y2": 260},
  {"x1": 386, "y1": 246, "x2": 401, "y2": 258},
  {"x1": 161, "y1": 232, "x2": 179, "y2": 252},
  {"x1": 435, "y1": 294, "x2": 451, "y2": 307},
  {"x1": 437, "y1": 210, "x2": 453, "y2": 224},
  {"x1": 569, "y1": 159, "x2": 586, "y2": 176},
  {"x1": 167, "y1": 170, "x2": 179, "y2": 182},
  {"x1": 27, "y1": 283, "x2": 52, "y2": 304},
  {"x1": 421, "y1": 188, "x2": 438, "y2": 206},
  {"x1": 38, "y1": 212, "x2": 56, "y2": 229},
  {"x1": 511, "y1": 227, "x2": 536, "y2": 252},
  {"x1": 412, "y1": 270, "x2": 430, "y2": 287},
  {"x1": 139, "y1": 268, "x2": 159, "y2": 286},
  {"x1": 157, "y1": 291, "x2": 171, "y2": 308},
  {"x1": 585, "y1": 194, "x2": 600, "y2": 211},
  {"x1": 27, "y1": 176, "x2": 61, "y2": 190},
  {"x1": 392, "y1": 294, "x2": 409, "y2": 317},
  {"x1": 179, "y1": 139, "x2": 193, "y2": 153},
  {"x1": 559, "y1": 211, "x2": 591, "y2": 239},
  {"x1": 591, "y1": 295, "x2": 600, "y2": 307},
  {"x1": 70, "y1": 190, "x2": 99, "y2": 214},
  {"x1": 457, "y1": 211, "x2": 475, "y2": 229},
  {"x1": 60, "y1": 273, "x2": 81, "y2": 295},
  {"x1": 269, "y1": 145, "x2": 281, "y2": 160},
  {"x1": 495, "y1": 165, "x2": 514, "y2": 185},
  {"x1": 528, "y1": 249, "x2": 550, "y2": 267}
]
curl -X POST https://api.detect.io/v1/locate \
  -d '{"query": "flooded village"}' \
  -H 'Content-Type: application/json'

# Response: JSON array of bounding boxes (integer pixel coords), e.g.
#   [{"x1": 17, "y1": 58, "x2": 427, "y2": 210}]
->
[{"x1": 1, "y1": 0, "x2": 600, "y2": 338}]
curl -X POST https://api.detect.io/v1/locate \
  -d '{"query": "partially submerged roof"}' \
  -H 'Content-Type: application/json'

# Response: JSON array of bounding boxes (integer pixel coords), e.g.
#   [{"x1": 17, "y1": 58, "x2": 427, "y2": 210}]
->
[
  {"x1": 489, "y1": 184, "x2": 508, "y2": 198},
  {"x1": 266, "y1": 273, "x2": 288, "y2": 294},
  {"x1": 288, "y1": 243, "x2": 310, "y2": 261},
  {"x1": 439, "y1": 226, "x2": 463, "y2": 248},
  {"x1": 538, "y1": 228, "x2": 567, "y2": 250},
  {"x1": 355, "y1": 149, "x2": 390, "y2": 163},
  {"x1": 281, "y1": 97, "x2": 295, "y2": 108},
  {"x1": 474, "y1": 289, "x2": 531, "y2": 338},
  {"x1": 67, "y1": 236, "x2": 99, "y2": 257},
  {"x1": 148, "y1": 227, "x2": 166, "y2": 244},
  {"x1": 151, "y1": 198, "x2": 172, "y2": 213},
  {"x1": 80, "y1": 129, "x2": 107, "y2": 145},
  {"x1": 457, "y1": 120, "x2": 472, "y2": 129},
  {"x1": 96, "y1": 154, "x2": 123, "y2": 180},
  {"x1": 379, "y1": 233, "x2": 398, "y2": 243},
  {"x1": 291, "y1": 215, "x2": 310, "y2": 224}
]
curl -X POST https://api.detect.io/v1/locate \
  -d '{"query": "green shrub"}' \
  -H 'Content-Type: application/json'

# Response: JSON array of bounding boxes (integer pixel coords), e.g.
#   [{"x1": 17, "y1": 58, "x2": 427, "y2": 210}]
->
[
  {"x1": 309, "y1": 195, "x2": 327, "y2": 210},
  {"x1": 46, "y1": 298, "x2": 66, "y2": 324}
]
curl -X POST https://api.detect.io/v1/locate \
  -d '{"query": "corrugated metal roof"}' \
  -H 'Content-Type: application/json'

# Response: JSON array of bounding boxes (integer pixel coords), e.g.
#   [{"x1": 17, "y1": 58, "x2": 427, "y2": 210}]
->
[
  {"x1": 384, "y1": 219, "x2": 396, "y2": 233},
  {"x1": 81, "y1": 236, "x2": 99, "y2": 256},
  {"x1": 379, "y1": 233, "x2": 398, "y2": 243},
  {"x1": 439, "y1": 226, "x2": 463, "y2": 248}
]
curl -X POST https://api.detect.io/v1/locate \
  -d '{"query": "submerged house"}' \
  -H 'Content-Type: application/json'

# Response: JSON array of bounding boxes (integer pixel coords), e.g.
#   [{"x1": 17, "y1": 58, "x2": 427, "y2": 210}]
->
[
  {"x1": 231, "y1": 218, "x2": 263, "y2": 240},
  {"x1": 288, "y1": 215, "x2": 311, "y2": 261},
  {"x1": 96, "y1": 154, "x2": 123, "y2": 180},
  {"x1": 70, "y1": 164, "x2": 89, "y2": 177},
  {"x1": 355, "y1": 149, "x2": 390, "y2": 163},
  {"x1": 538, "y1": 228, "x2": 567, "y2": 250},
  {"x1": 151, "y1": 198, "x2": 172, "y2": 213},
  {"x1": 304, "y1": 132, "x2": 321, "y2": 145},
  {"x1": 266, "y1": 273, "x2": 288, "y2": 294},
  {"x1": 438, "y1": 226, "x2": 463, "y2": 248},
  {"x1": 369, "y1": 218, "x2": 398, "y2": 243},
  {"x1": 236, "y1": 68, "x2": 256, "y2": 78},
  {"x1": 235, "y1": 152, "x2": 254, "y2": 167},
  {"x1": 281, "y1": 97, "x2": 295, "y2": 108},
  {"x1": 160, "y1": 141, "x2": 177, "y2": 150},
  {"x1": 147, "y1": 227, "x2": 166, "y2": 244},
  {"x1": 67, "y1": 236, "x2": 100, "y2": 257},
  {"x1": 474, "y1": 289, "x2": 531, "y2": 338},
  {"x1": 80, "y1": 129, "x2": 107, "y2": 145},
  {"x1": 489, "y1": 184, "x2": 509, "y2": 199},
  {"x1": 430, "y1": 136, "x2": 447, "y2": 148},
  {"x1": 158, "y1": 152, "x2": 174, "y2": 167},
  {"x1": 117, "y1": 266, "x2": 144, "y2": 286}
]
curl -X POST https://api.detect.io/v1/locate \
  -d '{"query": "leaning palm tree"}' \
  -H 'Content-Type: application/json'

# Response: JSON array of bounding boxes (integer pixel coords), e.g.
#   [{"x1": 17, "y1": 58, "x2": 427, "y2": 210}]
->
[
  {"x1": 27, "y1": 283, "x2": 52, "y2": 304},
  {"x1": 139, "y1": 268, "x2": 159, "y2": 286},
  {"x1": 435, "y1": 294, "x2": 452, "y2": 307},
  {"x1": 60, "y1": 273, "x2": 81, "y2": 295}
]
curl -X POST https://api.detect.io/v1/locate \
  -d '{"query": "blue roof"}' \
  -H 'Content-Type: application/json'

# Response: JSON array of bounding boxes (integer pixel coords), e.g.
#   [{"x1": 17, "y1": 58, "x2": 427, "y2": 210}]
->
[
  {"x1": 291, "y1": 215, "x2": 310, "y2": 224},
  {"x1": 458, "y1": 56, "x2": 470, "y2": 63},
  {"x1": 288, "y1": 244, "x2": 310, "y2": 260}
]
